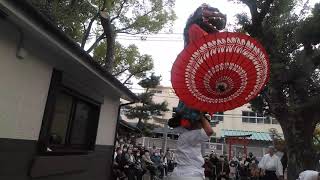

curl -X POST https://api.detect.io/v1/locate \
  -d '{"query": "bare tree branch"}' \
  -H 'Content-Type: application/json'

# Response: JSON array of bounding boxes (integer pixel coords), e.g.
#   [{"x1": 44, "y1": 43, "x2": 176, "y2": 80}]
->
[
  {"x1": 86, "y1": 33, "x2": 106, "y2": 53},
  {"x1": 113, "y1": 68, "x2": 130, "y2": 76},
  {"x1": 100, "y1": 12, "x2": 116, "y2": 71},
  {"x1": 258, "y1": 0, "x2": 274, "y2": 22},
  {"x1": 122, "y1": 69, "x2": 146, "y2": 84},
  {"x1": 110, "y1": 0, "x2": 127, "y2": 22},
  {"x1": 123, "y1": 74, "x2": 135, "y2": 85},
  {"x1": 81, "y1": 12, "x2": 99, "y2": 48}
]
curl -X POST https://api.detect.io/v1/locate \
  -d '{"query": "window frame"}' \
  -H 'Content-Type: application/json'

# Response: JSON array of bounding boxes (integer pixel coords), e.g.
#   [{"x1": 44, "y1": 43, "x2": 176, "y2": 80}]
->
[
  {"x1": 241, "y1": 111, "x2": 276, "y2": 124},
  {"x1": 38, "y1": 69, "x2": 101, "y2": 155},
  {"x1": 213, "y1": 112, "x2": 224, "y2": 122}
]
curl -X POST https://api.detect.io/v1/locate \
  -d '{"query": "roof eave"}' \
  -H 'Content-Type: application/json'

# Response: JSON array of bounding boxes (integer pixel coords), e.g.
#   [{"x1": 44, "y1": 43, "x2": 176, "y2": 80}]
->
[{"x1": 0, "y1": 0, "x2": 139, "y2": 102}]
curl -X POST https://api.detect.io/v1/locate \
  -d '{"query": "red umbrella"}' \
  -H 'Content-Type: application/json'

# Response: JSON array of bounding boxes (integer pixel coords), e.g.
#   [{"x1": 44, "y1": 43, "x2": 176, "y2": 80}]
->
[{"x1": 171, "y1": 32, "x2": 270, "y2": 112}]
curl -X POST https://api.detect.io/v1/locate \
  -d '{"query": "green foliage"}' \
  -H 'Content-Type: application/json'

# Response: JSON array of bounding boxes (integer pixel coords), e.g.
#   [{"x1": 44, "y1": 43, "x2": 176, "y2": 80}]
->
[
  {"x1": 125, "y1": 74, "x2": 169, "y2": 126},
  {"x1": 29, "y1": 0, "x2": 96, "y2": 42},
  {"x1": 93, "y1": 41, "x2": 153, "y2": 82},
  {"x1": 232, "y1": 0, "x2": 320, "y2": 177},
  {"x1": 30, "y1": 0, "x2": 176, "y2": 82},
  {"x1": 138, "y1": 73, "x2": 162, "y2": 90},
  {"x1": 233, "y1": 0, "x2": 320, "y2": 116},
  {"x1": 314, "y1": 124, "x2": 320, "y2": 151}
]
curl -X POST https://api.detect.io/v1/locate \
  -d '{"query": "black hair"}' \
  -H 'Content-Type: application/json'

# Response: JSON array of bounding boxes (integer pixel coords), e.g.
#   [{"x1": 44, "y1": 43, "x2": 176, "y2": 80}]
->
[{"x1": 168, "y1": 113, "x2": 182, "y2": 128}]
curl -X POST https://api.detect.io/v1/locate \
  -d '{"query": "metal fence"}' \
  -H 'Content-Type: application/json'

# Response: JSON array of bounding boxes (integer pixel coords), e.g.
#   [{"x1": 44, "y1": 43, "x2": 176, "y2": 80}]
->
[{"x1": 136, "y1": 137, "x2": 268, "y2": 159}]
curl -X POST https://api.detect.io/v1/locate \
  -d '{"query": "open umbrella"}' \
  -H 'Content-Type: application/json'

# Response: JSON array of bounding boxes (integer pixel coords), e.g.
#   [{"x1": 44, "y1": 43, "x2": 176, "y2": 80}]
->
[{"x1": 171, "y1": 32, "x2": 270, "y2": 112}]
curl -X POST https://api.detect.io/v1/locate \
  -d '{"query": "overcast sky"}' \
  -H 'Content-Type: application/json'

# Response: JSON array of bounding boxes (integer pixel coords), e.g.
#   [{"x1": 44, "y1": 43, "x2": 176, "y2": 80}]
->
[{"x1": 117, "y1": 0, "x2": 318, "y2": 91}]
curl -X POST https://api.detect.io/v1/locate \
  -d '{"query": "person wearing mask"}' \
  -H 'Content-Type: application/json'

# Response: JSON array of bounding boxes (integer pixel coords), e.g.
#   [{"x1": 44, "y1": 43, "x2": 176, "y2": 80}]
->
[{"x1": 258, "y1": 146, "x2": 283, "y2": 180}]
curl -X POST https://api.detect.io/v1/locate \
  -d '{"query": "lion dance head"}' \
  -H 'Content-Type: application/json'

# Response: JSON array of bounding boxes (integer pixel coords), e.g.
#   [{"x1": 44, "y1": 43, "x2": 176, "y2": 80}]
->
[{"x1": 183, "y1": 3, "x2": 227, "y2": 46}]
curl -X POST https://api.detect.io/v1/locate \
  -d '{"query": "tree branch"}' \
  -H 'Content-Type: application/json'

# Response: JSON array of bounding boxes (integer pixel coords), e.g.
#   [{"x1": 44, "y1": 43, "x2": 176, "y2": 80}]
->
[
  {"x1": 100, "y1": 12, "x2": 116, "y2": 71},
  {"x1": 113, "y1": 67, "x2": 129, "y2": 76},
  {"x1": 86, "y1": 33, "x2": 106, "y2": 53},
  {"x1": 110, "y1": 0, "x2": 127, "y2": 22},
  {"x1": 123, "y1": 74, "x2": 135, "y2": 85},
  {"x1": 122, "y1": 69, "x2": 146, "y2": 85},
  {"x1": 241, "y1": 0, "x2": 258, "y2": 20},
  {"x1": 258, "y1": 0, "x2": 274, "y2": 22},
  {"x1": 81, "y1": 12, "x2": 99, "y2": 48}
]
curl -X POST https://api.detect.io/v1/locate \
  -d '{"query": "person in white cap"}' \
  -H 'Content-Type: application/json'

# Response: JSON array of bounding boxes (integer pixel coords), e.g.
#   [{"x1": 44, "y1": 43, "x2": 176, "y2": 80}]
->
[
  {"x1": 258, "y1": 146, "x2": 283, "y2": 180},
  {"x1": 298, "y1": 170, "x2": 320, "y2": 180}
]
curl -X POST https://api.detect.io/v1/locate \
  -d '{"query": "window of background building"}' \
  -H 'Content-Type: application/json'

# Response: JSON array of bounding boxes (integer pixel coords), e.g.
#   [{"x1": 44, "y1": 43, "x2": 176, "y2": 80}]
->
[
  {"x1": 257, "y1": 112, "x2": 264, "y2": 123},
  {"x1": 213, "y1": 112, "x2": 224, "y2": 121},
  {"x1": 264, "y1": 116, "x2": 271, "y2": 124},
  {"x1": 272, "y1": 118, "x2": 279, "y2": 124},
  {"x1": 242, "y1": 111, "x2": 278, "y2": 124},
  {"x1": 242, "y1": 111, "x2": 256, "y2": 123}
]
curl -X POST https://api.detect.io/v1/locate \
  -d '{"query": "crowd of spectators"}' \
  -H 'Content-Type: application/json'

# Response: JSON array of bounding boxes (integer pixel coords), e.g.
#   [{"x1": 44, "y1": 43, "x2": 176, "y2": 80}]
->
[
  {"x1": 203, "y1": 152, "x2": 261, "y2": 180},
  {"x1": 112, "y1": 136, "x2": 176, "y2": 180}
]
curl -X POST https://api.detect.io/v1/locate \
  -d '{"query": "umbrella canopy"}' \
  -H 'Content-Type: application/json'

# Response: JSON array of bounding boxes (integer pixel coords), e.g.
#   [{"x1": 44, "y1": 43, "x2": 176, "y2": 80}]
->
[{"x1": 171, "y1": 32, "x2": 270, "y2": 112}]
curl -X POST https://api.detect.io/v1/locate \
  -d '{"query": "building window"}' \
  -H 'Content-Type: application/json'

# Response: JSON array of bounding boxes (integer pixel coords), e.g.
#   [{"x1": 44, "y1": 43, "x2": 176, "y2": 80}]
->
[
  {"x1": 242, "y1": 111, "x2": 278, "y2": 124},
  {"x1": 40, "y1": 70, "x2": 100, "y2": 154},
  {"x1": 242, "y1": 111, "x2": 256, "y2": 123},
  {"x1": 272, "y1": 118, "x2": 279, "y2": 124},
  {"x1": 213, "y1": 112, "x2": 224, "y2": 121},
  {"x1": 264, "y1": 116, "x2": 271, "y2": 124}
]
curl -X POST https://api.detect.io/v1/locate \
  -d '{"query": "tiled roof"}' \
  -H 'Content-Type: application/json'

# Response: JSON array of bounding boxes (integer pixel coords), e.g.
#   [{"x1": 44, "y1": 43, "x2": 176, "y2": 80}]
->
[{"x1": 221, "y1": 129, "x2": 273, "y2": 141}]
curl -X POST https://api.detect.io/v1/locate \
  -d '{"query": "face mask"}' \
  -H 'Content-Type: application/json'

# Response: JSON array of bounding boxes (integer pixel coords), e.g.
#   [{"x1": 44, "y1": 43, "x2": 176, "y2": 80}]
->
[
  {"x1": 123, "y1": 149, "x2": 127, "y2": 152},
  {"x1": 137, "y1": 154, "x2": 140, "y2": 156}
]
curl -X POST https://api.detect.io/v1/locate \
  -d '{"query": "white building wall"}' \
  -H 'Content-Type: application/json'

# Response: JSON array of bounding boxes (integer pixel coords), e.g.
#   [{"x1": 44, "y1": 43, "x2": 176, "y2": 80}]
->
[
  {"x1": 0, "y1": 21, "x2": 52, "y2": 140},
  {"x1": 151, "y1": 86, "x2": 283, "y2": 136},
  {"x1": 96, "y1": 96, "x2": 120, "y2": 145},
  {"x1": 213, "y1": 104, "x2": 283, "y2": 137}
]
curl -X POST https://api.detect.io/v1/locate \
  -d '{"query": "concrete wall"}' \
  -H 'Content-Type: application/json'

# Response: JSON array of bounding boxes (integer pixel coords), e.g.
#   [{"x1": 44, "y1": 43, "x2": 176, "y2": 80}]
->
[
  {"x1": 96, "y1": 96, "x2": 120, "y2": 146},
  {"x1": 0, "y1": 20, "x2": 52, "y2": 140}
]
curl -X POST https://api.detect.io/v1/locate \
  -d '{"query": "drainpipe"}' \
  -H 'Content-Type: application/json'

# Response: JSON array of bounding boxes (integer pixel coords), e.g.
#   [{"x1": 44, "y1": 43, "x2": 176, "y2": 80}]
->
[{"x1": 109, "y1": 101, "x2": 136, "y2": 177}]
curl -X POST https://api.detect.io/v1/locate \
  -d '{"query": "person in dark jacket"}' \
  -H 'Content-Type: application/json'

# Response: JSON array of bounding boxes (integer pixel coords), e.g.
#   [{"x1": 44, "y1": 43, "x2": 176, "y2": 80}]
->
[
  {"x1": 151, "y1": 149, "x2": 164, "y2": 178},
  {"x1": 216, "y1": 155, "x2": 230, "y2": 180},
  {"x1": 123, "y1": 148, "x2": 136, "y2": 180},
  {"x1": 134, "y1": 150, "x2": 146, "y2": 180},
  {"x1": 281, "y1": 151, "x2": 288, "y2": 175}
]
